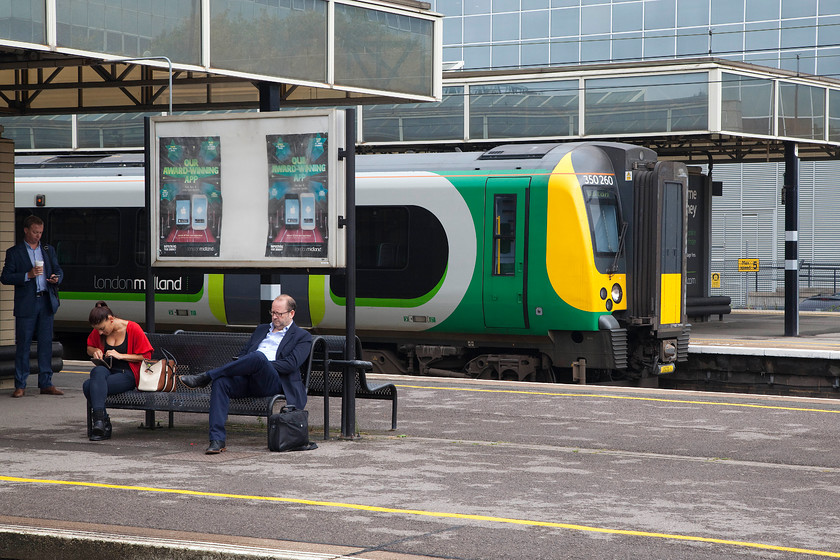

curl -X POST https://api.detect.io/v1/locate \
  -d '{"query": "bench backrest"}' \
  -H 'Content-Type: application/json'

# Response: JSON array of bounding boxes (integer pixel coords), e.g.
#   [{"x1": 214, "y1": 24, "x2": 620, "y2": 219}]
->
[{"x1": 146, "y1": 331, "x2": 315, "y2": 390}]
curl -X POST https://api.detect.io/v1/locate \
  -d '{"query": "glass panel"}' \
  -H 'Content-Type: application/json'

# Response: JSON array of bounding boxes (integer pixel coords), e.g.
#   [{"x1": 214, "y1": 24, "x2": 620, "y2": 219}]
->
[
  {"x1": 612, "y1": 33, "x2": 643, "y2": 62},
  {"x1": 50, "y1": 209, "x2": 120, "y2": 266},
  {"x1": 492, "y1": 12, "x2": 519, "y2": 41},
  {"x1": 612, "y1": 3, "x2": 642, "y2": 33},
  {"x1": 677, "y1": 27, "x2": 709, "y2": 57},
  {"x1": 581, "y1": 34, "x2": 610, "y2": 63},
  {"x1": 746, "y1": 0, "x2": 780, "y2": 21},
  {"x1": 581, "y1": 5, "x2": 610, "y2": 35},
  {"x1": 778, "y1": 82, "x2": 826, "y2": 140},
  {"x1": 783, "y1": 0, "x2": 816, "y2": 18},
  {"x1": 781, "y1": 18, "x2": 815, "y2": 49},
  {"x1": 709, "y1": 24, "x2": 744, "y2": 57},
  {"x1": 210, "y1": 0, "x2": 326, "y2": 83},
  {"x1": 464, "y1": 14, "x2": 491, "y2": 42},
  {"x1": 522, "y1": 10, "x2": 549, "y2": 41},
  {"x1": 334, "y1": 3, "x2": 434, "y2": 97},
  {"x1": 57, "y1": 0, "x2": 200, "y2": 64},
  {"x1": 583, "y1": 187, "x2": 620, "y2": 255},
  {"x1": 522, "y1": 41, "x2": 550, "y2": 66},
  {"x1": 677, "y1": 0, "x2": 709, "y2": 27},
  {"x1": 363, "y1": 86, "x2": 464, "y2": 142},
  {"x1": 492, "y1": 44, "x2": 519, "y2": 68},
  {"x1": 644, "y1": 32, "x2": 676, "y2": 57},
  {"x1": 493, "y1": 0, "x2": 519, "y2": 12},
  {"x1": 721, "y1": 73, "x2": 774, "y2": 135},
  {"x1": 437, "y1": 1, "x2": 463, "y2": 17},
  {"x1": 493, "y1": 194, "x2": 516, "y2": 276},
  {"x1": 77, "y1": 112, "x2": 149, "y2": 149},
  {"x1": 829, "y1": 89, "x2": 840, "y2": 142},
  {"x1": 469, "y1": 80, "x2": 579, "y2": 139},
  {"x1": 550, "y1": 7, "x2": 579, "y2": 36},
  {"x1": 644, "y1": 0, "x2": 676, "y2": 29},
  {"x1": 0, "y1": 0, "x2": 45, "y2": 44},
  {"x1": 2, "y1": 115, "x2": 73, "y2": 150},
  {"x1": 817, "y1": 47, "x2": 840, "y2": 80},
  {"x1": 464, "y1": 45, "x2": 491, "y2": 69},
  {"x1": 712, "y1": 0, "x2": 745, "y2": 24},
  {"x1": 745, "y1": 21, "x2": 779, "y2": 52},
  {"x1": 465, "y1": 0, "x2": 492, "y2": 15},
  {"x1": 779, "y1": 50, "x2": 815, "y2": 74},
  {"x1": 585, "y1": 73, "x2": 708, "y2": 135}
]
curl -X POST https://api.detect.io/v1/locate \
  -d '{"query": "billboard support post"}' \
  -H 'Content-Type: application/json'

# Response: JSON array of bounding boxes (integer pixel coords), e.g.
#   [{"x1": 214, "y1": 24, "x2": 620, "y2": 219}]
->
[
  {"x1": 341, "y1": 108, "x2": 357, "y2": 439},
  {"x1": 144, "y1": 116, "x2": 155, "y2": 334}
]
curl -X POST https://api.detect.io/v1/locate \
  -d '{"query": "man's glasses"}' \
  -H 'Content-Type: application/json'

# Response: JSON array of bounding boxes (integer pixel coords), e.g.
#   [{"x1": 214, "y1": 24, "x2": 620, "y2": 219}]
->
[{"x1": 270, "y1": 310, "x2": 291, "y2": 317}]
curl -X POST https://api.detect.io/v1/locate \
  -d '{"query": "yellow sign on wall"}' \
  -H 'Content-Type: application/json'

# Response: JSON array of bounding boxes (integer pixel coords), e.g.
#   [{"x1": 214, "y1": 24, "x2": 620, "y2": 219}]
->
[
  {"x1": 711, "y1": 272, "x2": 721, "y2": 288},
  {"x1": 738, "y1": 258, "x2": 759, "y2": 272}
]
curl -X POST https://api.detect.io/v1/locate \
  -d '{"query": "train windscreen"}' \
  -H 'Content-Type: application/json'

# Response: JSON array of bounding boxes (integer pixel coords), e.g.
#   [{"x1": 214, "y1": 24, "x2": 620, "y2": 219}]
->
[{"x1": 583, "y1": 186, "x2": 620, "y2": 256}]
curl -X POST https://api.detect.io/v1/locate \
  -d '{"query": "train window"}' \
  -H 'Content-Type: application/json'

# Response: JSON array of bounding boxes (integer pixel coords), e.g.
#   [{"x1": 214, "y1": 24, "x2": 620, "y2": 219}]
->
[
  {"x1": 49, "y1": 209, "x2": 120, "y2": 266},
  {"x1": 583, "y1": 187, "x2": 620, "y2": 255},
  {"x1": 493, "y1": 194, "x2": 516, "y2": 276},
  {"x1": 331, "y1": 205, "x2": 448, "y2": 300},
  {"x1": 357, "y1": 207, "x2": 409, "y2": 270}
]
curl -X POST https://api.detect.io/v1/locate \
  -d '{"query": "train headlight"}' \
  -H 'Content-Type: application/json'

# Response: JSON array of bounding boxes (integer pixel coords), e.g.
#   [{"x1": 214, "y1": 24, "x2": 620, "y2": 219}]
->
[
  {"x1": 600, "y1": 287, "x2": 608, "y2": 300},
  {"x1": 611, "y1": 283, "x2": 623, "y2": 303}
]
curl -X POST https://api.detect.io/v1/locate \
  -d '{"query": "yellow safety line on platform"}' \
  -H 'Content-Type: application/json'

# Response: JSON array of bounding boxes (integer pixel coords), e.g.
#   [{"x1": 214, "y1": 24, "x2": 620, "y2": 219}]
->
[
  {"x1": 0, "y1": 475, "x2": 837, "y2": 558},
  {"x1": 394, "y1": 384, "x2": 840, "y2": 413}
]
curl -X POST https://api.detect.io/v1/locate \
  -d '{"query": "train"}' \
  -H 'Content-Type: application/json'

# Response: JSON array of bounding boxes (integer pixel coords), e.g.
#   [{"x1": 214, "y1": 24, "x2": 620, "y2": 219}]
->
[{"x1": 13, "y1": 142, "x2": 690, "y2": 383}]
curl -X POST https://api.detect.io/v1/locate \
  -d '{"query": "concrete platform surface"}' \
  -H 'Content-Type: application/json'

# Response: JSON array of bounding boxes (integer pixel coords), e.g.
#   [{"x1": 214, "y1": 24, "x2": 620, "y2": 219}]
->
[{"x1": 1, "y1": 362, "x2": 840, "y2": 559}]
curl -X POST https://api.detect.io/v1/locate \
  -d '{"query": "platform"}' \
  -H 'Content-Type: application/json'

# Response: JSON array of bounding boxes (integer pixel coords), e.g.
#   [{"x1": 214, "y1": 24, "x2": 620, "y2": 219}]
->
[{"x1": 1, "y1": 364, "x2": 839, "y2": 559}]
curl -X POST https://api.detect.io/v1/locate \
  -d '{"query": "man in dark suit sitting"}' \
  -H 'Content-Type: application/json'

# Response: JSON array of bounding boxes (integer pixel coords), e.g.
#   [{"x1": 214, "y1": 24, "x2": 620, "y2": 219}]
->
[
  {"x1": 1, "y1": 215, "x2": 64, "y2": 398},
  {"x1": 180, "y1": 294, "x2": 312, "y2": 454}
]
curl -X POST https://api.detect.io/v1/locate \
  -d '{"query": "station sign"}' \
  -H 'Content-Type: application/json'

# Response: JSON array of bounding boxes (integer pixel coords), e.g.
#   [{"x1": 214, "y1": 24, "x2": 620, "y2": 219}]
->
[{"x1": 738, "y1": 258, "x2": 759, "y2": 272}]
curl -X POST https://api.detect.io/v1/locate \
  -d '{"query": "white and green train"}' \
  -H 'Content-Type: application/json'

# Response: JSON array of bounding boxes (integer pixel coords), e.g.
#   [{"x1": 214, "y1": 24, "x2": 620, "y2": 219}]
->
[{"x1": 15, "y1": 142, "x2": 689, "y2": 383}]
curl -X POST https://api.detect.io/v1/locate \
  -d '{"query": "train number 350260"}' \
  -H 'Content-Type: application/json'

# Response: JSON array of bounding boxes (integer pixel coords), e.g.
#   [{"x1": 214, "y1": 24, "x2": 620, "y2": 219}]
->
[{"x1": 581, "y1": 174, "x2": 615, "y2": 185}]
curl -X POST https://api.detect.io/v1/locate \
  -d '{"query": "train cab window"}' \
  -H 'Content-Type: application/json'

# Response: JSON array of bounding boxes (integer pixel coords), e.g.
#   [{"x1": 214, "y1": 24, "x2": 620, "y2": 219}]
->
[
  {"x1": 493, "y1": 194, "x2": 516, "y2": 276},
  {"x1": 49, "y1": 209, "x2": 120, "y2": 266},
  {"x1": 583, "y1": 187, "x2": 620, "y2": 255}
]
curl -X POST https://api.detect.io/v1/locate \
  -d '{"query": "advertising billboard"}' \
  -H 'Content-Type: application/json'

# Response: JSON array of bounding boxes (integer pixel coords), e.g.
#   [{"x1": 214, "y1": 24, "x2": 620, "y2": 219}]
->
[{"x1": 149, "y1": 111, "x2": 346, "y2": 268}]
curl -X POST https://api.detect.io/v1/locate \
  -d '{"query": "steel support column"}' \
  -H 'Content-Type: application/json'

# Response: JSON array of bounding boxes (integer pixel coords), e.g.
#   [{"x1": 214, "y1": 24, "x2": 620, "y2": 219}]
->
[{"x1": 783, "y1": 141, "x2": 799, "y2": 336}]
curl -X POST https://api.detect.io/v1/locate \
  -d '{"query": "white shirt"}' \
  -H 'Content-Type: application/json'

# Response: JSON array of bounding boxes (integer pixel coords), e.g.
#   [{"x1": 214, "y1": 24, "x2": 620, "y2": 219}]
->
[{"x1": 256, "y1": 323, "x2": 290, "y2": 361}]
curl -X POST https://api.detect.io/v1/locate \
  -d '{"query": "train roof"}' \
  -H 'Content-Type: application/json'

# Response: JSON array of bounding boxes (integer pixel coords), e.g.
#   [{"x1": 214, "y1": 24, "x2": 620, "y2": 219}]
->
[
  {"x1": 15, "y1": 153, "x2": 145, "y2": 178},
  {"x1": 357, "y1": 142, "x2": 657, "y2": 173}
]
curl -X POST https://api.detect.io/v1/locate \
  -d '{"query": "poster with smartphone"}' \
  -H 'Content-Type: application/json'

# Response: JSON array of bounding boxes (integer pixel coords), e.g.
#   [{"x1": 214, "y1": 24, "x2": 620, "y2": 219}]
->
[
  {"x1": 158, "y1": 136, "x2": 222, "y2": 257},
  {"x1": 265, "y1": 132, "x2": 329, "y2": 258}
]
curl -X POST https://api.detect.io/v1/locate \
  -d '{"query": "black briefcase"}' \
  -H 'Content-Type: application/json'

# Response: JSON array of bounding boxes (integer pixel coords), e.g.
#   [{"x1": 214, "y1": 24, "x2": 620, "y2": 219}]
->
[{"x1": 268, "y1": 406, "x2": 316, "y2": 452}]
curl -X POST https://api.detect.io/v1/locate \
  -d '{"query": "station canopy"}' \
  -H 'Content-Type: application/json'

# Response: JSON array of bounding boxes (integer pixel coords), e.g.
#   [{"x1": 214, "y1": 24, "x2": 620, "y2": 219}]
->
[
  {"x1": 360, "y1": 58, "x2": 840, "y2": 164},
  {"x1": 0, "y1": 0, "x2": 441, "y2": 115}
]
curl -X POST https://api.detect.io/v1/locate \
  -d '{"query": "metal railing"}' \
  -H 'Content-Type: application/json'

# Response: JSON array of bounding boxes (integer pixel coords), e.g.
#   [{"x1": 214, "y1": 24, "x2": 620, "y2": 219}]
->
[{"x1": 710, "y1": 259, "x2": 840, "y2": 310}]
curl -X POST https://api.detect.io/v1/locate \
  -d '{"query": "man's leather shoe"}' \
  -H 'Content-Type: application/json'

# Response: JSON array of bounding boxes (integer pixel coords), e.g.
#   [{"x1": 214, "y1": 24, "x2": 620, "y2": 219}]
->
[
  {"x1": 180, "y1": 372, "x2": 211, "y2": 388},
  {"x1": 40, "y1": 386, "x2": 64, "y2": 395},
  {"x1": 11, "y1": 388, "x2": 23, "y2": 398},
  {"x1": 205, "y1": 440, "x2": 226, "y2": 454}
]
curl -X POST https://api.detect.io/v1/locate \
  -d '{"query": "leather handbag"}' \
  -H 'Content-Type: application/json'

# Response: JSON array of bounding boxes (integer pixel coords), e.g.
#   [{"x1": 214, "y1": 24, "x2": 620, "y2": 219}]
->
[
  {"x1": 268, "y1": 406, "x2": 316, "y2": 452},
  {"x1": 138, "y1": 349, "x2": 177, "y2": 392}
]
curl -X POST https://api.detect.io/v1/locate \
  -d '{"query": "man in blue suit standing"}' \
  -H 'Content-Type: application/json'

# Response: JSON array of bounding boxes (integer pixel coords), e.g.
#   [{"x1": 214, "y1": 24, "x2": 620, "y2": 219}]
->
[
  {"x1": 1, "y1": 215, "x2": 64, "y2": 398},
  {"x1": 180, "y1": 294, "x2": 312, "y2": 454}
]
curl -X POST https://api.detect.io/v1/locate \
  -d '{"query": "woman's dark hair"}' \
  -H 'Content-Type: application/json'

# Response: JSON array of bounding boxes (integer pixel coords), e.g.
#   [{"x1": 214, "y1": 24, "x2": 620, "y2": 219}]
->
[{"x1": 88, "y1": 301, "x2": 115, "y2": 326}]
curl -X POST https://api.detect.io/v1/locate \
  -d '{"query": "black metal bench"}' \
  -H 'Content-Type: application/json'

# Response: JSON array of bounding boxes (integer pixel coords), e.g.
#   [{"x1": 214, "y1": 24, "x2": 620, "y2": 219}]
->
[
  {"x1": 86, "y1": 331, "x2": 312, "y2": 447},
  {"x1": 87, "y1": 331, "x2": 397, "y2": 441},
  {"x1": 308, "y1": 335, "x2": 398, "y2": 439}
]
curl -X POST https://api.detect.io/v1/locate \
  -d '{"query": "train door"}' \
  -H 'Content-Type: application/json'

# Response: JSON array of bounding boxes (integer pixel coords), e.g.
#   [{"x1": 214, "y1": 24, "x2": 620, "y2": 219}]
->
[{"x1": 483, "y1": 178, "x2": 529, "y2": 328}]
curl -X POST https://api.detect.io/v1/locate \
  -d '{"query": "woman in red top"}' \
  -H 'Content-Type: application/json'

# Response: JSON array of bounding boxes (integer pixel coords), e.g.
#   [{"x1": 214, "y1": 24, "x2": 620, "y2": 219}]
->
[{"x1": 83, "y1": 301, "x2": 153, "y2": 441}]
